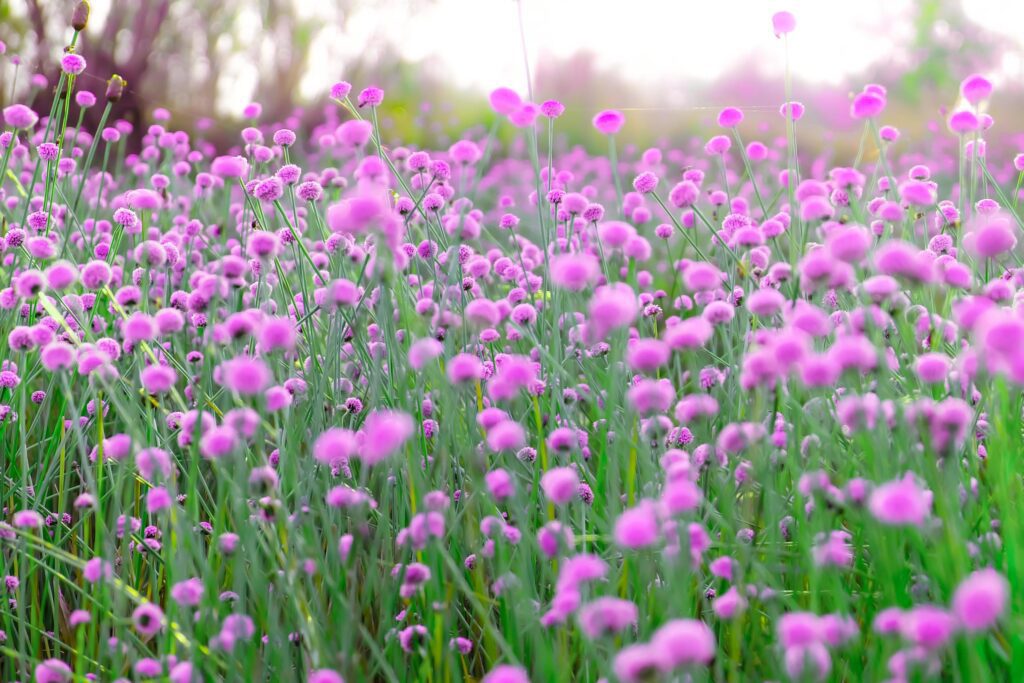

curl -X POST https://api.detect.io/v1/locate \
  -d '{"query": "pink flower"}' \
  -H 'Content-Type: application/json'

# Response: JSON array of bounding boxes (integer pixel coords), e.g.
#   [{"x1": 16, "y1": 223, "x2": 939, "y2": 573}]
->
[
  {"x1": 541, "y1": 467, "x2": 579, "y2": 505},
  {"x1": 481, "y1": 664, "x2": 529, "y2": 683},
  {"x1": 313, "y1": 428, "x2": 357, "y2": 466},
  {"x1": 772, "y1": 11, "x2": 796, "y2": 36},
  {"x1": 587, "y1": 283, "x2": 638, "y2": 342},
  {"x1": 868, "y1": 474, "x2": 931, "y2": 527},
  {"x1": 952, "y1": 568, "x2": 1009, "y2": 632},
  {"x1": 592, "y1": 110, "x2": 625, "y2": 135},
  {"x1": 651, "y1": 618, "x2": 716, "y2": 666},
  {"x1": 577, "y1": 597, "x2": 638, "y2": 639},
  {"x1": 357, "y1": 410, "x2": 414, "y2": 464},
  {"x1": 614, "y1": 500, "x2": 661, "y2": 549}
]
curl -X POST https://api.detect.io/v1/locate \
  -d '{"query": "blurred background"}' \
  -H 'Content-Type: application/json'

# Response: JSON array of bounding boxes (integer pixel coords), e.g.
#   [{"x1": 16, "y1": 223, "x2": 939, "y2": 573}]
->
[{"x1": 2, "y1": 0, "x2": 1023, "y2": 155}]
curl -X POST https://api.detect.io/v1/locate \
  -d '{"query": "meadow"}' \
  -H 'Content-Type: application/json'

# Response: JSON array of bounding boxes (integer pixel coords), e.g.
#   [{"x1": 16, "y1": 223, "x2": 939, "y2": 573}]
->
[{"x1": 0, "y1": 5, "x2": 1019, "y2": 682}]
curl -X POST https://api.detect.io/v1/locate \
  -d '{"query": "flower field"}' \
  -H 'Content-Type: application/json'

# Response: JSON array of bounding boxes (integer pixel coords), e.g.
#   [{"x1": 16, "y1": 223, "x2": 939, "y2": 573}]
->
[{"x1": 0, "y1": 5, "x2": 1020, "y2": 682}]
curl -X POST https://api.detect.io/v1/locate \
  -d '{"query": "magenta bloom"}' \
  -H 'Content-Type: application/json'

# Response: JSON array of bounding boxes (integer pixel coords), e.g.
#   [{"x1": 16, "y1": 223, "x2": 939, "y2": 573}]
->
[
  {"x1": 60, "y1": 53, "x2": 87, "y2": 75},
  {"x1": 651, "y1": 618, "x2": 716, "y2": 666},
  {"x1": 210, "y1": 155, "x2": 249, "y2": 178},
  {"x1": 868, "y1": 475, "x2": 931, "y2": 526},
  {"x1": 540, "y1": 467, "x2": 579, "y2": 505},
  {"x1": 308, "y1": 670, "x2": 345, "y2": 683},
  {"x1": 967, "y1": 216, "x2": 1017, "y2": 259},
  {"x1": 357, "y1": 410, "x2": 414, "y2": 464},
  {"x1": 3, "y1": 103, "x2": 38, "y2": 129},
  {"x1": 588, "y1": 283, "x2": 638, "y2": 342},
  {"x1": 901, "y1": 605, "x2": 957, "y2": 649},
  {"x1": 34, "y1": 659, "x2": 72, "y2": 683},
  {"x1": 330, "y1": 81, "x2": 352, "y2": 99},
  {"x1": 577, "y1": 597, "x2": 639, "y2": 639},
  {"x1": 132, "y1": 602, "x2": 165, "y2": 637},
  {"x1": 851, "y1": 91, "x2": 885, "y2": 119},
  {"x1": 952, "y1": 568, "x2": 1009, "y2": 632},
  {"x1": 540, "y1": 99, "x2": 565, "y2": 118},
  {"x1": 914, "y1": 353, "x2": 950, "y2": 384},
  {"x1": 613, "y1": 643, "x2": 667, "y2": 683},
  {"x1": 592, "y1": 110, "x2": 625, "y2": 135},
  {"x1": 772, "y1": 11, "x2": 796, "y2": 36},
  {"x1": 489, "y1": 87, "x2": 522, "y2": 115},
  {"x1": 717, "y1": 106, "x2": 743, "y2": 127},
  {"x1": 614, "y1": 501, "x2": 661, "y2": 549},
  {"x1": 960, "y1": 73, "x2": 993, "y2": 105},
  {"x1": 219, "y1": 356, "x2": 271, "y2": 395},
  {"x1": 140, "y1": 364, "x2": 176, "y2": 394},
  {"x1": 357, "y1": 86, "x2": 384, "y2": 108},
  {"x1": 446, "y1": 353, "x2": 483, "y2": 383},
  {"x1": 313, "y1": 428, "x2": 357, "y2": 465},
  {"x1": 481, "y1": 664, "x2": 529, "y2": 683},
  {"x1": 550, "y1": 253, "x2": 599, "y2": 291},
  {"x1": 779, "y1": 101, "x2": 805, "y2": 121}
]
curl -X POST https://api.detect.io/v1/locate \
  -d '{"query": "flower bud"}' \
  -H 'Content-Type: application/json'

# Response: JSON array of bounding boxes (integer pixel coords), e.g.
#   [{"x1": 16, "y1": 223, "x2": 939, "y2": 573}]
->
[
  {"x1": 106, "y1": 74, "x2": 125, "y2": 102},
  {"x1": 72, "y1": 1, "x2": 90, "y2": 32}
]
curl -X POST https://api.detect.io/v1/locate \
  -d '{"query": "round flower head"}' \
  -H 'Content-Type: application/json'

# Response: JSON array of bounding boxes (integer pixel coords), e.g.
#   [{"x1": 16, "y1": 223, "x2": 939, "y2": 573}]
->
[
  {"x1": 508, "y1": 102, "x2": 539, "y2": 128},
  {"x1": 308, "y1": 670, "x2": 345, "y2": 683},
  {"x1": 540, "y1": 99, "x2": 565, "y2": 118},
  {"x1": 592, "y1": 109, "x2": 625, "y2": 135},
  {"x1": 200, "y1": 426, "x2": 238, "y2": 459},
  {"x1": 3, "y1": 104, "x2": 39, "y2": 129},
  {"x1": 211, "y1": 155, "x2": 249, "y2": 178},
  {"x1": 669, "y1": 180, "x2": 700, "y2": 208},
  {"x1": 35, "y1": 659, "x2": 72, "y2": 683},
  {"x1": 330, "y1": 81, "x2": 352, "y2": 100},
  {"x1": 253, "y1": 177, "x2": 283, "y2": 202},
  {"x1": 717, "y1": 107, "x2": 743, "y2": 127},
  {"x1": 358, "y1": 410, "x2": 414, "y2": 464},
  {"x1": 337, "y1": 119, "x2": 373, "y2": 147},
  {"x1": 614, "y1": 500, "x2": 660, "y2": 548},
  {"x1": 482, "y1": 417, "x2": 524, "y2": 450},
  {"x1": 851, "y1": 91, "x2": 885, "y2": 119},
  {"x1": 132, "y1": 602, "x2": 165, "y2": 637},
  {"x1": 632, "y1": 172, "x2": 658, "y2": 194},
  {"x1": 578, "y1": 597, "x2": 639, "y2": 639},
  {"x1": 447, "y1": 353, "x2": 483, "y2": 383},
  {"x1": 586, "y1": 286, "x2": 638, "y2": 343},
  {"x1": 541, "y1": 467, "x2": 580, "y2": 505},
  {"x1": 482, "y1": 665, "x2": 529, "y2": 683},
  {"x1": 651, "y1": 618, "x2": 716, "y2": 666},
  {"x1": 219, "y1": 357, "x2": 271, "y2": 395},
  {"x1": 140, "y1": 365, "x2": 176, "y2": 394},
  {"x1": 705, "y1": 135, "x2": 731, "y2": 155},
  {"x1": 868, "y1": 475, "x2": 931, "y2": 526},
  {"x1": 780, "y1": 101, "x2": 805, "y2": 121},
  {"x1": 900, "y1": 605, "x2": 956, "y2": 649},
  {"x1": 961, "y1": 73, "x2": 993, "y2": 105},
  {"x1": 966, "y1": 215, "x2": 1017, "y2": 259},
  {"x1": 489, "y1": 87, "x2": 522, "y2": 115},
  {"x1": 273, "y1": 128, "x2": 296, "y2": 146},
  {"x1": 38, "y1": 143, "x2": 59, "y2": 161},
  {"x1": 60, "y1": 53, "x2": 87, "y2": 75},
  {"x1": 408, "y1": 337, "x2": 443, "y2": 370},
  {"x1": 914, "y1": 353, "x2": 950, "y2": 384},
  {"x1": 598, "y1": 220, "x2": 637, "y2": 248},
  {"x1": 949, "y1": 110, "x2": 979, "y2": 134},
  {"x1": 357, "y1": 86, "x2": 384, "y2": 108},
  {"x1": 772, "y1": 11, "x2": 796, "y2": 36},
  {"x1": 952, "y1": 568, "x2": 1009, "y2": 632}
]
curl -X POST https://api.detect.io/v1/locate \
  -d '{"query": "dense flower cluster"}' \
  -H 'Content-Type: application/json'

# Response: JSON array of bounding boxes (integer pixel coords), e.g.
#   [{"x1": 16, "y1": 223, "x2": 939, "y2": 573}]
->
[{"x1": 0, "y1": 6, "x2": 1017, "y2": 683}]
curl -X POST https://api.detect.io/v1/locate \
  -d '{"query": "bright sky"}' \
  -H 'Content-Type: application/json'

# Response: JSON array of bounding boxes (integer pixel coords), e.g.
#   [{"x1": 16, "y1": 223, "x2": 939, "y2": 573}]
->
[
  {"x1": 293, "y1": 0, "x2": 1024, "y2": 107},
  {"x1": 18, "y1": 0, "x2": 1024, "y2": 115}
]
